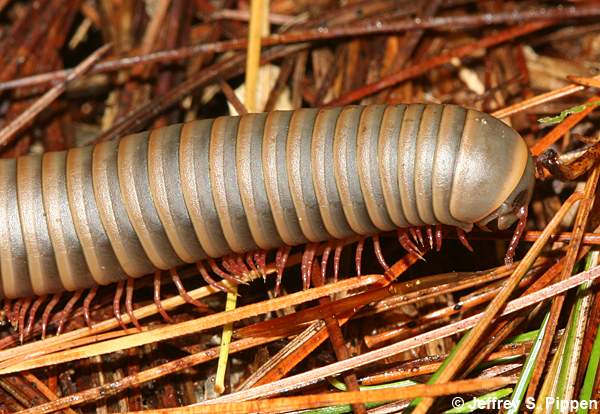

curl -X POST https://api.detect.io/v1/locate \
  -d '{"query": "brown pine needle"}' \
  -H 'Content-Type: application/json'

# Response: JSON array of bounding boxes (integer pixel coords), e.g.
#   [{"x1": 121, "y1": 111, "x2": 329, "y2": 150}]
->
[
  {"x1": 2, "y1": 5, "x2": 599, "y2": 94},
  {"x1": 244, "y1": 0, "x2": 267, "y2": 113},
  {"x1": 383, "y1": 192, "x2": 583, "y2": 414},
  {"x1": 201, "y1": 263, "x2": 600, "y2": 405},
  {"x1": 0, "y1": 43, "x2": 111, "y2": 149},
  {"x1": 0, "y1": 248, "x2": 367, "y2": 368},
  {"x1": 326, "y1": 21, "x2": 552, "y2": 106},
  {"x1": 0, "y1": 275, "x2": 383, "y2": 373},
  {"x1": 0, "y1": 282, "x2": 226, "y2": 367},
  {"x1": 566, "y1": 74, "x2": 600, "y2": 89},
  {"x1": 134, "y1": 378, "x2": 514, "y2": 414},
  {"x1": 22, "y1": 373, "x2": 78, "y2": 414},
  {"x1": 491, "y1": 74, "x2": 600, "y2": 119},
  {"x1": 242, "y1": 252, "x2": 420, "y2": 388},
  {"x1": 15, "y1": 336, "x2": 278, "y2": 414},
  {"x1": 362, "y1": 342, "x2": 533, "y2": 386},
  {"x1": 1, "y1": 3, "x2": 598, "y2": 413},
  {"x1": 236, "y1": 285, "x2": 392, "y2": 338},
  {"x1": 525, "y1": 165, "x2": 600, "y2": 400},
  {"x1": 214, "y1": 288, "x2": 238, "y2": 395}
]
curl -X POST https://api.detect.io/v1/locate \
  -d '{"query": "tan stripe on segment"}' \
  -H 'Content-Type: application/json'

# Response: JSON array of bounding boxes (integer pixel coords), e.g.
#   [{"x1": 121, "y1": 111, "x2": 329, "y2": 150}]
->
[
  {"x1": 311, "y1": 107, "x2": 354, "y2": 239},
  {"x1": 333, "y1": 106, "x2": 378, "y2": 235},
  {"x1": 209, "y1": 115, "x2": 258, "y2": 253},
  {"x1": 118, "y1": 131, "x2": 183, "y2": 269},
  {"x1": 179, "y1": 119, "x2": 231, "y2": 258},
  {"x1": 262, "y1": 111, "x2": 307, "y2": 246},
  {"x1": 431, "y1": 104, "x2": 469, "y2": 228},
  {"x1": 414, "y1": 104, "x2": 443, "y2": 224},
  {"x1": 286, "y1": 108, "x2": 330, "y2": 242},
  {"x1": 0, "y1": 159, "x2": 31, "y2": 298},
  {"x1": 236, "y1": 113, "x2": 282, "y2": 250},
  {"x1": 397, "y1": 104, "x2": 426, "y2": 226},
  {"x1": 42, "y1": 151, "x2": 95, "y2": 291},
  {"x1": 92, "y1": 140, "x2": 154, "y2": 277},
  {"x1": 147, "y1": 124, "x2": 207, "y2": 263},
  {"x1": 357, "y1": 104, "x2": 396, "y2": 232},
  {"x1": 66, "y1": 146, "x2": 126, "y2": 285},
  {"x1": 378, "y1": 105, "x2": 410, "y2": 228},
  {"x1": 17, "y1": 154, "x2": 63, "y2": 295}
]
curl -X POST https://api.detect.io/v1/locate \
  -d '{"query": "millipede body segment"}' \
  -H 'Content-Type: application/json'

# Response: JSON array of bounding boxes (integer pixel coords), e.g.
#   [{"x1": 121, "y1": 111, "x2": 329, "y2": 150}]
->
[{"x1": 0, "y1": 104, "x2": 535, "y2": 299}]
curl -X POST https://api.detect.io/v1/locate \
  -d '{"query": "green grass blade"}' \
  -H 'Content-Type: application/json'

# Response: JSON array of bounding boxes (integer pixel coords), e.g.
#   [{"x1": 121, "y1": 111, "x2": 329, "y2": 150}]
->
[
  {"x1": 577, "y1": 323, "x2": 600, "y2": 414},
  {"x1": 506, "y1": 311, "x2": 550, "y2": 414},
  {"x1": 555, "y1": 252, "x2": 598, "y2": 407}
]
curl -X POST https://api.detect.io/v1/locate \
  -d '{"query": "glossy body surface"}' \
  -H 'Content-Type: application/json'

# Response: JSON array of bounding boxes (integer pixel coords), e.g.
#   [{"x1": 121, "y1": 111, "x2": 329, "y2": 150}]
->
[{"x1": 0, "y1": 104, "x2": 534, "y2": 298}]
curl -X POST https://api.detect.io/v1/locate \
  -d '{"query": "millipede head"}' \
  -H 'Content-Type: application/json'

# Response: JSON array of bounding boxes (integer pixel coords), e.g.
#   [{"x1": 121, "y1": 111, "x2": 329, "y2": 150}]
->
[{"x1": 477, "y1": 154, "x2": 535, "y2": 231}]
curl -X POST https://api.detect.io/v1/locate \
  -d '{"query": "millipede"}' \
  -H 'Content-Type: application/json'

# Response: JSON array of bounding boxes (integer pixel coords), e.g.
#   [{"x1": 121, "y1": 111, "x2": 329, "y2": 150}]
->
[{"x1": 0, "y1": 102, "x2": 535, "y2": 338}]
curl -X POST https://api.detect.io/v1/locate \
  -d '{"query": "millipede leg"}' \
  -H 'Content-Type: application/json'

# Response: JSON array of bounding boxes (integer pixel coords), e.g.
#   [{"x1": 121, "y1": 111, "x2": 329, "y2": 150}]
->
[
  {"x1": 321, "y1": 243, "x2": 333, "y2": 284},
  {"x1": 254, "y1": 251, "x2": 267, "y2": 276},
  {"x1": 197, "y1": 262, "x2": 229, "y2": 293},
  {"x1": 435, "y1": 224, "x2": 443, "y2": 252},
  {"x1": 301, "y1": 243, "x2": 318, "y2": 290},
  {"x1": 457, "y1": 228, "x2": 474, "y2": 252},
  {"x1": 170, "y1": 268, "x2": 211, "y2": 312},
  {"x1": 235, "y1": 256, "x2": 250, "y2": 277},
  {"x1": 3, "y1": 300, "x2": 11, "y2": 324},
  {"x1": 279, "y1": 246, "x2": 290, "y2": 283},
  {"x1": 397, "y1": 229, "x2": 423, "y2": 259},
  {"x1": 221, "y1": 256, "x2": 245, "y2": 278},
  {"x1": 333, "y1": 243, "x2": 343, "y2": 282},
  {"x1": 274, "y1": 248, "x2": 283, "y2": 296},
  {"x1": 225, "y1": 256, "x2": 248, "y2": 276},
  {"x1": 18, "y1": 298, "x2": 32, "y2": 343},
  {"x1": 41, "y1": 294, "x2": 60, "y2": 338},
  {"x1": 372, "y1": 235, "x2": 389, "y2": 271},
  {"x1": 126, "y1": 278, "x2": 142, "y2": 331},
  {"x1": 219, "y1": 256, "x2": 236, "y2": 274},
  {"x1": 274, "y1": 249, "x2": 282, "y2": 294},
  {"x1": 25, "y1": 295, "x2": 45, "y2": 339},
  {"x1": 223, "y1": 256, "x2": 249, "y2": 283},
  {"x1": 57, "y1": 290, "x2": 82, "y2": 335},
  {"x1": 505, "y1": 206, "x2": 528, "y2": 265},
  {"x1": 82, "y1": 287, "x2": 97, "y2": 329},
  {"x1": 153, "y1": 271, "x2": 174, "y2": 323},
  {"x1": 245, "y1": 252, "x2": 258, "y2": 275},
  {"x1": 311, "y1": 255, "x2": 325, "y2": 288},
  {"x1": 274, "y1": 246, "x2": 291, "y2": 296},
  {"x1": 410, "y1": 227, "x2": 424, "y2": 247},
  {"x1": 113, "y1": 281, "x2": 128, "y2": 331},
  {"x1": 355, "y1": 238, "x2": 365, "y2": 277},
  {"x1": 426, "y1": 226, "x2": 434, "y2": 250},
  {"x1": 209, "y1": 259, "x2": 245, "y2": 285},
  {"x1": 408, "y1": 227, "x2": 418, "y2": 246},
  {"x1": 11, "y1": 300, "x2": 21, "y2": 329}
]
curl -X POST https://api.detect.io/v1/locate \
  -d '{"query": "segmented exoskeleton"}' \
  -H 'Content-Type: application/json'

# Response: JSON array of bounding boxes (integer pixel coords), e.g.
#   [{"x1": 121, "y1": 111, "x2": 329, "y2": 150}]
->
[{"x1": 0, "y1": 103, "x2": 535, "y2": 334}]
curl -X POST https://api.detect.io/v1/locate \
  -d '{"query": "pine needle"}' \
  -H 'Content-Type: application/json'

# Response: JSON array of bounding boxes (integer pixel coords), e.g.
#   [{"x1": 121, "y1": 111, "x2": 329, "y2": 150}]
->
[{"x1": 215, "y1": 288, "x2": 239, "y2": 394}]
